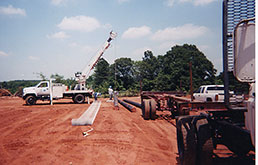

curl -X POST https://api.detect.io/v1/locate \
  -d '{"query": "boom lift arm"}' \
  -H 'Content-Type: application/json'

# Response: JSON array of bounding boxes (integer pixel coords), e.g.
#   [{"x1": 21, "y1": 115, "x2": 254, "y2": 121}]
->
[{"x1": 75, "y1": 31, "x2": 117, "y2": 90}]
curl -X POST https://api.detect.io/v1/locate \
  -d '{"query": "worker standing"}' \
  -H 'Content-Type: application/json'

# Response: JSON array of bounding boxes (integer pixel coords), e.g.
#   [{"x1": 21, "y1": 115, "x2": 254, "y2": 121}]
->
[
  {"x1": 94, "y1": 91, "x2": 98, "y2": 101},
  {"x1": 108, "y1": 86, "x2": 113, "y2": 100}
]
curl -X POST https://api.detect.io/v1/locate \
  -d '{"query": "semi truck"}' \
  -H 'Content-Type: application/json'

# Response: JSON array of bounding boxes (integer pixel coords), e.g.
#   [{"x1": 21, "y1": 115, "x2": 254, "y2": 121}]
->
[
  {"x1": 176, "y1": 1, "x2": 255, "y2": 164},
  {"x1": 135, "y1": 1, "x2": 255, "y2": 164},
  {"x1": 22, "y1": 31, "x2": 117, "y2": 105}
]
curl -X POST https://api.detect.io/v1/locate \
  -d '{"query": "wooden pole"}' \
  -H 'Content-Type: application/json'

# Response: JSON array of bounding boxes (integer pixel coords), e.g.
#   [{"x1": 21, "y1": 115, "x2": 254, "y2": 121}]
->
[{"x1": 189, "y1": 62, "x2": 193, "y2": 101}]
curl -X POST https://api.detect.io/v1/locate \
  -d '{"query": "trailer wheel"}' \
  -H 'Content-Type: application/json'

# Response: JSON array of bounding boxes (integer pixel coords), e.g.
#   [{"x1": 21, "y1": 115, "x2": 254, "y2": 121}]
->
[
  {"x1": 150, "y1": 99, "x2": 156, "y2": 120},
  {"x1": 176, "y1": 116, "x2": 197, "y2": 165},
  {"x1": 194, "y1": 117, "x2": 213, "y2": 165},
  {"x1": 25, "y1": 95, "x2": 37, "y2": 105},
  {"x1": 142, "y1": 100, "x2": 150, "y2": 120},
  {"x1": 73, "y1": 94, "x2": 85, "y2": 104}
]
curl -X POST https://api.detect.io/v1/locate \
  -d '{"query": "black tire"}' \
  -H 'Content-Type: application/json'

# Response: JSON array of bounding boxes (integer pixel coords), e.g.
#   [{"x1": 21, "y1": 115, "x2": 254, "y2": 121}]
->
[
  {"x1": 142, "y1": 100, "x2": 150, "y2": 120},
  {"x1": 206, "y1": 98, "x2": 212, "y2": 102},
  {"x1": 25, "y1": 95, "x2": 37, "y2": 105},
  {"x1": 150, "y1": 99, "x2": 156, "y2": 120},
  {"x1": 73, "y1": 94, "x2": 85, "y2": 104},
  {"x1": 193, "y1": 117, "x2": 213, "y2": 165},
  {"x1": 176, "y1": 116, "x2": 197, "y2": 165}
]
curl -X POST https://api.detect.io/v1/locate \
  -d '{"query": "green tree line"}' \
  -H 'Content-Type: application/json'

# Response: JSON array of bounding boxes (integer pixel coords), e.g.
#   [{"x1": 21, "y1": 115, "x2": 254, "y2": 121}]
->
[
  {"x1": 88, "y1": 44, "x2": 249, "y2": 94},
  {"x1": 0, "y1": 44, "x2": 249, "y2": 95}
]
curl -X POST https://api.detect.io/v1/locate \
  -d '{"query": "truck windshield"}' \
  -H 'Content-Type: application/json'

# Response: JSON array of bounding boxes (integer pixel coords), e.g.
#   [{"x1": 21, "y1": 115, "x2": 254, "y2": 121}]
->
[{"x1": 195, "y1": 88, "x2": 201, "y2": 93}]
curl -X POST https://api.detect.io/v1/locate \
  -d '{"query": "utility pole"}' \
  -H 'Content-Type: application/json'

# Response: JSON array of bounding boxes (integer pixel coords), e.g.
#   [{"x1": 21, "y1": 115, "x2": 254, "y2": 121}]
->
[{"x1": 189, "y1": 61, "x2": 193, "y2": 101}]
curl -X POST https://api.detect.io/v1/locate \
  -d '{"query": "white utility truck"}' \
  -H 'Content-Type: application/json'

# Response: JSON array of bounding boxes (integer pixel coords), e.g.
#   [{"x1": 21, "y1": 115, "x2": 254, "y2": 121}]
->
[{"x1": 23, "y1": 31, "x2": 117, "y2": 105}]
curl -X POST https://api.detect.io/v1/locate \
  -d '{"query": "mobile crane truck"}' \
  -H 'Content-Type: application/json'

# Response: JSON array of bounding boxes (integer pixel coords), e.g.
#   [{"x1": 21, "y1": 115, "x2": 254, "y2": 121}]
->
[
  {"x1": 22, "y1": 31, "x2": 117, "y2": 105},
  {"x1": 176, "y1": 1, "x2": 255, "y2": 164}
]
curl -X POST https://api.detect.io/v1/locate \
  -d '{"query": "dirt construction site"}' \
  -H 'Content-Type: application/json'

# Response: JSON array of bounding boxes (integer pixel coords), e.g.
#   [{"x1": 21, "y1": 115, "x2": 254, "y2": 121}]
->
[{"x1": 0, "y1": 96, "x2": 254, "y2": 165}]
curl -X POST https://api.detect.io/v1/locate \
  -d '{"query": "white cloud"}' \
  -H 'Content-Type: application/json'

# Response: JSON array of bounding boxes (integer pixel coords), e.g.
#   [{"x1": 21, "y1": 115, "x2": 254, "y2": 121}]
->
[
  {"x1": 47, "y1": 31, "x2": 70, "y2": 39},
  {"x1": 0, "y1": 51, "x2": 9, "y2": 57},
  {"x1": 165, "y1": 0, "x2": 175, "y2": 7},
  {"x1": 28, "y1": 56, "x2": 40, "y2": 61},
  {"x1": 151, "y1": 24, "x2": 209, "y2": 41},
  {"x1": 122, "y1": 26, "x2": 151, "y2": 39},
  {"x1": 0, "y1": 5, "x2": 26, "y2": 16},
  {"x1": 58, "y1": 15, "x2": 101, "y2": 32}
]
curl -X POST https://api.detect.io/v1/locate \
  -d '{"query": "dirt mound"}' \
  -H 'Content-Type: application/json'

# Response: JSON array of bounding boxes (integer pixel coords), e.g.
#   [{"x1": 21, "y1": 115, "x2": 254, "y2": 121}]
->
[{"x1": 0, "y1": 89, "x2": 12, "y2": 97}]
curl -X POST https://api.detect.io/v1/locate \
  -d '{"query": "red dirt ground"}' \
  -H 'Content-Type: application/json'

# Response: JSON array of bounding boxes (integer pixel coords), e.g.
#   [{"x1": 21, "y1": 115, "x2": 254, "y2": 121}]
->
[{"x1": 0, "y1": 97, "x2": 255, "y2": 164}]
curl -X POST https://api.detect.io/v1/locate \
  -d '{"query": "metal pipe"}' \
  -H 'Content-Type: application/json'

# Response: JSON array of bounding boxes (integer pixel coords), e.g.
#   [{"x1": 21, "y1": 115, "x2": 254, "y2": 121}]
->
[
  {"x1": 223, "y1": 0, "x2": 230, "y2": 107},
  {"x1": 123, "y1": 99, "x2": 142, "y2": 108},
  {"x1": 118, "y1": 100, "x2": 136, "y2": 112}
]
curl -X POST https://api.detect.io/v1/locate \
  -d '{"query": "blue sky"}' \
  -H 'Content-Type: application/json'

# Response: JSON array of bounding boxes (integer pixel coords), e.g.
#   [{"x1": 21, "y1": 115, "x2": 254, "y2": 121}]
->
[{"x1": 0, "y1": 0, "x2": 222, "y2": 81}]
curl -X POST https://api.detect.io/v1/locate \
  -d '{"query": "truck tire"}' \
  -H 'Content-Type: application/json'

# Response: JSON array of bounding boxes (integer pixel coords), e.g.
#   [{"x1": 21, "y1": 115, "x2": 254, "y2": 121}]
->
[
  {"x1": 176, "y1": 116, "x2": 197, "y2": 165},
  {"x1": 193, "y1": 117, "x2": 213, "y2": 165},
  {"x1": 25, "y1": 95, "x2": 37, "y2": 105},
  {"x1": 142, "y1": 99, "x2": 150, "y2": 120},
  {"x1": 206, "y1": 98, "x2": 212, "y2": 102},
  {"x1": 73, "y1": 94, "x2": 85, "y2": 104},
  {"x1": 150, "y1": 99, "x2": 156, "y2": 120}
]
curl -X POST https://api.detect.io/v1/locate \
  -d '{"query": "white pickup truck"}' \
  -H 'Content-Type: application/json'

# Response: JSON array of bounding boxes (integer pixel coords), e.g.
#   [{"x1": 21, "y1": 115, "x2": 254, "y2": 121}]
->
[{"x1": 193, "y1": 85, "x2": 238, "y2": 102}]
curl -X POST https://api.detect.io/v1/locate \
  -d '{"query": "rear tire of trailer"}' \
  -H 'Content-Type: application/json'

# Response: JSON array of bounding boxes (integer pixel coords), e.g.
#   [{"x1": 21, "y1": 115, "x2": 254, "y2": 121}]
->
[
  {"x1": 194, "y1": 117, "x2": 213, "y2": 165},
  {"x1": 176, "y1": 116, "x2": 197, "y2": 165},
  {"x1": 73, "y1": 94, "x2": 85, "y2": 104},
  {"x1": 150, "y1": 99, "x2": 156, "y2": 120},
  {"x1": 25, "y1": 95, "x2": 37, "y2": 105},
  {"x1": 142, "y1": 100, "x2": 150, "y2": 120}
]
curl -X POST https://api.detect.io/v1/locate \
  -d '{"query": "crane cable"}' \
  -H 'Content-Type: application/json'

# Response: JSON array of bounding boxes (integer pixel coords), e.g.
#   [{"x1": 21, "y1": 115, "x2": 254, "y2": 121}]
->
[{"x1": 114, "y1": 35, "x2": 117, "y2": 91}]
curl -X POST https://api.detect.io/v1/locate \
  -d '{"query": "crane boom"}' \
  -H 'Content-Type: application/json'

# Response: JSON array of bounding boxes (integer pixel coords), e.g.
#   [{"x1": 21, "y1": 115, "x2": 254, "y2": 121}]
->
[{"x1": 75, "y1": 31, "x2": 117, "y2": 90}]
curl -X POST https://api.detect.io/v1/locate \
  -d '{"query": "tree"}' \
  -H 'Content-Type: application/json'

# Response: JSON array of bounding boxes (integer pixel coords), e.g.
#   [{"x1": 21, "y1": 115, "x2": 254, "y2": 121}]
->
[
  {"x1": 136, "y1": 50, "x2": 159, "y2": 91},
  {"x1": 156, "y1": 44, "x2": 217, "y2": 91},
  {"x1": 36, "y1": 72, "x2": 47, "y2": 81},
  {"x1": 94, "y1": 58, "x2": 110, "y2": 87},
  {"x1": 50, "y1": 73, "x2": 65, "y2": 83},
  {"x1": 110, "y1": 57, "x2": 135, "y2": 90}
]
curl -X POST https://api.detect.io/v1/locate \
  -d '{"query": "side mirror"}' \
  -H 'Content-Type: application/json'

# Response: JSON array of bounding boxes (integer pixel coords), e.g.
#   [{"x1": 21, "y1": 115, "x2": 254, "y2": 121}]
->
[{"x1": 233, "y1": 18, "x2": 255, "y2": 83}]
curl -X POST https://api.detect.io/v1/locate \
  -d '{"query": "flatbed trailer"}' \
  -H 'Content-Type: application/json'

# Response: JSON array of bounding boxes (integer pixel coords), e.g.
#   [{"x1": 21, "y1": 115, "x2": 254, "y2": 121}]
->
[{"x1": 140, "y1": 91, "x2": 228, "y2": 120}]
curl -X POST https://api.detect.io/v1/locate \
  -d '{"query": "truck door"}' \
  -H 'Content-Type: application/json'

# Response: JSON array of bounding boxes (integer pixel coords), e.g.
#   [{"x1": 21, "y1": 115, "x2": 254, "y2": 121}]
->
[
  {"x1": 36, "y1": 82, "x2": 50, "y2": 96},
  {"x1": 194, "y1": 87, "x2": 202, "y2": 101}
]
